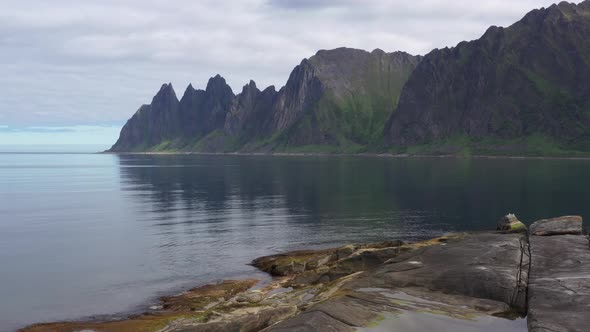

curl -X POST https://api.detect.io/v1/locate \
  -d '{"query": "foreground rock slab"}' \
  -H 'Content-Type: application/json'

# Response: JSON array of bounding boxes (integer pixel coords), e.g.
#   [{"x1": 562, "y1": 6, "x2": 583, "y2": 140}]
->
[
  {"x1": 262, "y1": 232, "x2": 530, "y2": 331},
  {"x1": 527, "y1": 234, "x2": 590, "y2": 332},
  {"x1": 20, "y1": 232, "x2": 540, "y2": 332},
  {"x1": 267, "y1": 286, "x2": 527, "y2": 332},
  {"x1": 349, "y1": 232, "x2": 529, "y2": 311},
  {"x1": 529, "y1": 216, "x2": 584, "y2": 236}
]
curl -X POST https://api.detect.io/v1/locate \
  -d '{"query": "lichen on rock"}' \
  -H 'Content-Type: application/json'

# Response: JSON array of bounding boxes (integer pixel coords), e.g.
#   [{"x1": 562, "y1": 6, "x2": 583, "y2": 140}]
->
[{"x1": 497, "y1": 213, "x2": 527, "y2": 233}]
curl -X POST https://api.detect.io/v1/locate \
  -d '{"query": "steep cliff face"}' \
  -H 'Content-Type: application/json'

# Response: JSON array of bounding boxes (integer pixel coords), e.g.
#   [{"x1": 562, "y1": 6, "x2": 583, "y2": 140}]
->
[
  {"x1": 110, "y1": 76, "x2": 235, "y2": 152},
  {"x1": 224, "y1": 81, "x2": 277, "y2": 139},
  {"x1": 179, "y1": 75, "x2": 235, "y2": 139},
  {"x1": 385, "y1": 1, "x2": 590, "y2": 153},
  {"x1": 110, "y1": 83, "x2": 180, "y2": 151}
]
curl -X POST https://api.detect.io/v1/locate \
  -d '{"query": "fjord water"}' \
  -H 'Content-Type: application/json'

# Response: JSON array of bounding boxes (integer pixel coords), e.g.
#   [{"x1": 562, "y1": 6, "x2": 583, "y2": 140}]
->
[{"x1": 1, "y1": 151, "x2": 590, "y2": 331}]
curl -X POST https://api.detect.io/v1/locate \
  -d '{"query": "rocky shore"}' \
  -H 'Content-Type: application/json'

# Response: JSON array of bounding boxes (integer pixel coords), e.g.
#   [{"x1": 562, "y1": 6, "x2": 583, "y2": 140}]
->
[{"x1": 22, "y1": 215, "x2": 589, "y2": 332}]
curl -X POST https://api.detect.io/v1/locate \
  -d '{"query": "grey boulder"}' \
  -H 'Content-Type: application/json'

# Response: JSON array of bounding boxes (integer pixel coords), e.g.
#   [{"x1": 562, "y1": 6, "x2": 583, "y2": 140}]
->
[{"x1": 529, "y1": 216, "x2": 584, "y2": 236}]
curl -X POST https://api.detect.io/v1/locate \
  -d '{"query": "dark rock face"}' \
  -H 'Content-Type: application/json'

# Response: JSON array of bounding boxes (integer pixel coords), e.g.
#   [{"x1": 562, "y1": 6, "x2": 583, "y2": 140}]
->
[
  {"x1": 529, "y1": 215, "x2": 584, "y2": 236},
  {"x1": 527, "y1": 234, "x2": 590, "y2": 332},
  {"x1": 264, "y1": 48, "x2": 421, "y2": 149},
  {"x1": 110, "y1": 83, "x2": 180, "y2": 151},
  {"x1": 110, "y1": 76, "x2": 235, "y2": 152},
  {"x1": 180, "y1": 75, "x2": 235, "y2": 140},
  {"x1": 224, "y1": 81, "x2": 277, "y2": 139},
  {"x1": 385, "y1": 1, "x2": 590, "y2": 153}
]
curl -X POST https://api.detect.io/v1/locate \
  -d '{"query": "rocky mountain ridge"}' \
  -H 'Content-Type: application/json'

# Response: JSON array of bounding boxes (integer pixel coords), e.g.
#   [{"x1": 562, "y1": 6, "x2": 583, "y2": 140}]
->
[
  {"x1": 109, "y1": 48, "x2": 422, "y2": 153},
  {"x1": 110, "y1": 0, "x2": 590, "y2": 156}
]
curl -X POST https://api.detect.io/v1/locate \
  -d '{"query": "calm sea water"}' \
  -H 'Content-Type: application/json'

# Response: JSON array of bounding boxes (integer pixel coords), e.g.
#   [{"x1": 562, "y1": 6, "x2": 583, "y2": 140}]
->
[{"x1": 1, "y1": 148, "x2": 589, "y2": 331}]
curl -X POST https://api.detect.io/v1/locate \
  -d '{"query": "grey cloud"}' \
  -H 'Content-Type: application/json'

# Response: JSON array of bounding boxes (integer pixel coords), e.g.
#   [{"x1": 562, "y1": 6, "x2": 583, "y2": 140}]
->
[
  {"x1": 267, "y1": 0, "x2": 349, "y2": 9},
  {"x1": 0, "y1": 0, "x2": 581, "y2": 128}
]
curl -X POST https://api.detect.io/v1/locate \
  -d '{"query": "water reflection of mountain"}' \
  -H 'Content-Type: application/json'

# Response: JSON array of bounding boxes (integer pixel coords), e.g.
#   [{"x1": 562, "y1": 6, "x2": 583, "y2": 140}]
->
[{"x1": 116, "y1": 155, "x2": 590, "y2": 233}]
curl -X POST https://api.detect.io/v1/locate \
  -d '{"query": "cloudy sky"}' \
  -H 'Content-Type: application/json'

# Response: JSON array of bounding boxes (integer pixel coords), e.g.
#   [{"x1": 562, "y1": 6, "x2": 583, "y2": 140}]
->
[{"x1": 0, "y1": 0, "x2": 578, "y2": 146}]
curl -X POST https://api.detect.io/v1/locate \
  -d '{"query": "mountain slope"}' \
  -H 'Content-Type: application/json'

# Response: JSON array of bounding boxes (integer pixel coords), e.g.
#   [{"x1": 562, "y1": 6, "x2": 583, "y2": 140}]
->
[
  {"x1": 204, "y1": 48, "x2": 422, "y2": 152},
  {"x1": 266, "y1": 48, "x2": 421, "y2": 151},
  {"x1": 385, "y1": 0, "x2": 590, "y2": 155}
]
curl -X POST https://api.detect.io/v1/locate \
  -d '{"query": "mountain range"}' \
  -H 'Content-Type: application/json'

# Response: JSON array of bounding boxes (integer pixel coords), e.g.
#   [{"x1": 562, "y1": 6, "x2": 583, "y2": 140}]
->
[{"x1": 110, "y1": 0, "x2": 590, "y2": 156}]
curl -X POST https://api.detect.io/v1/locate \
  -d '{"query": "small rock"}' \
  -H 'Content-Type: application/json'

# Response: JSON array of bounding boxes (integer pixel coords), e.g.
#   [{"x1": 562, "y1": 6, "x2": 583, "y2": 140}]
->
[
  {"x1": 529, "y1": 215, "x2": 583, "y2": 236},
  {"x1": 496, "y1": 213, "x2": 527, "y2": 233}
]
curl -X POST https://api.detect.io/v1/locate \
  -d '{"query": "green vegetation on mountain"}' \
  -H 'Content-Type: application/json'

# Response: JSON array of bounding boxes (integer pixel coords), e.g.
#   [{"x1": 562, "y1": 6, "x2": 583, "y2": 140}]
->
[{"x1": 385, "y1": 1, "x2": 590, "y2": 156}]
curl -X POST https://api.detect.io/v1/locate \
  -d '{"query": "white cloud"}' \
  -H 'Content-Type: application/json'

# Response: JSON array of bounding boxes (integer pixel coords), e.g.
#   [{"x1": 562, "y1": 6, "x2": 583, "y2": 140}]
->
[{"x1": 0, "y1": 0, "x2": 581, "y2": 134}]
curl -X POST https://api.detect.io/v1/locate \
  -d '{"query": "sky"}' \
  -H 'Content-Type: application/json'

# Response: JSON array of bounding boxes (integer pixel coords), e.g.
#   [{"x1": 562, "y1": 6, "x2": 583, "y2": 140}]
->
[{"x1": 0, "y1": 0, "x2": 580, "y2": 145}]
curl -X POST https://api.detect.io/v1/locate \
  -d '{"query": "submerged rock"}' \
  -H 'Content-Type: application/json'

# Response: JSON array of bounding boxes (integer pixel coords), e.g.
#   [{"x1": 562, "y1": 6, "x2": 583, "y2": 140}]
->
[
  {"x1": 497, "y1": 213, "x2": 527, "y2": 233},
  {"x1": 529, "y1": 215, "x2": 584, "y2": 236}
]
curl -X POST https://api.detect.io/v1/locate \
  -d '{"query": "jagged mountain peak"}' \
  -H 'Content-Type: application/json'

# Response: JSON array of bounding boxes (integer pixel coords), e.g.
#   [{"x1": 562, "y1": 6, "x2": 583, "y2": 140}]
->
[
  {"x1": 205, "y1": 74, "x2": 234, "y2": 96},
  {"x1": 519, "y1": 0, "x2": 589, "y2": 26},
  {"x1": 238, "y1": 80, "x2": 261, "y2": 98},
  {"x1": 180, "y1": 83, "x2": 203, "y2": 104},
  {"x1": 262, "y1": 85, "x2": 276, "y2": 94},
  {"x1": 156, "y1": 82, "x2": 175, "y2": 94},
  {"x1": 207, "y1": 74, "x2": 226, "y2": 86},
  {"x1": 152, "y1": 82, "x2": 178, "y2": 105},
  {"x1": 246, "y1": 80, "x2": 258, "y2": 90}
]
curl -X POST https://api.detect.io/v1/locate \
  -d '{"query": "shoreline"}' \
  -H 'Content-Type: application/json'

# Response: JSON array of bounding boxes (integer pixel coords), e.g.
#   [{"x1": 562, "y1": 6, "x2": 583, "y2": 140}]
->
[
  {"x1": 21, "y1": 217, "x2": 590, "y2": 332},
  {"x1": 100, "y1": 150, "x2": 590, "y2": 161}
]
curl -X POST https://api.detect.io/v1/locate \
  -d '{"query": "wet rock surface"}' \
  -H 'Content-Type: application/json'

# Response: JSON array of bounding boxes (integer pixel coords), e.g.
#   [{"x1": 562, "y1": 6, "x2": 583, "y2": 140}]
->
[
  {"x1": 266, "y1": 232, "x2": 529, "y2": 331},
  {"x1": 527, "y1": 234, "x2": 590, "y2": 332},
  {"x1": 348, "y1": 232, "x2": 529, "y2": 311},
  {"x1": 251, "y1": 241, "x2": 405, "y2": 280}
]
